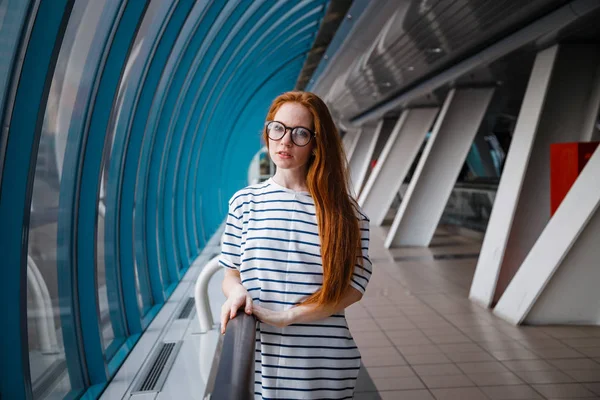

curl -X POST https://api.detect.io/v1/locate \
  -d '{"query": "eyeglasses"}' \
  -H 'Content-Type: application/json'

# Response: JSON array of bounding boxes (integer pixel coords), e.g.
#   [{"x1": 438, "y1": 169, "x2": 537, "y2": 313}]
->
[{"x1": 265, "y1": 120, "x2": 316, "y2": 147}]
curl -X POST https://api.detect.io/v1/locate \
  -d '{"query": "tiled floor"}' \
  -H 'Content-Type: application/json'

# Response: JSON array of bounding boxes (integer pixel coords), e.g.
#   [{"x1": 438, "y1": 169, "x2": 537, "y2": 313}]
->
[{"x1": 349, "y1": 225, "x2": 600, "y2": 400}]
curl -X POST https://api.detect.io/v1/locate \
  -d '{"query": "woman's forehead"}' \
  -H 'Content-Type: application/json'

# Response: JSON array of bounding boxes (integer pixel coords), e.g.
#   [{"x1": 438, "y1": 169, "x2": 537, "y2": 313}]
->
[{"x1": 274, "y1": 102, "x2": 313, "y2": 128}]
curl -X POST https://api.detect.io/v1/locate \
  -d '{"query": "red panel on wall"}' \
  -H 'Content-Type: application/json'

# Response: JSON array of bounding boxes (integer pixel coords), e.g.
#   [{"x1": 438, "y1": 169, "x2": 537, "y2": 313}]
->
[{"x1": 550, "y1": 142, "x2": 599, "y2": 216}]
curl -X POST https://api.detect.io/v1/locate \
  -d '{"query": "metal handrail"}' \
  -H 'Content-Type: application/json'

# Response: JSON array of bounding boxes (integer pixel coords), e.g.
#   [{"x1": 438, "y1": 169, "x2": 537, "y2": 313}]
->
[
  {"x1": 194, "y1": 255, "x2": 223, "y2": 333},
  {"x1": 194, "y1": 254, "x2": 257, "y2": 399},
  {"x1": 211, "y1": 313, "x2": 256, "y2": 400}
]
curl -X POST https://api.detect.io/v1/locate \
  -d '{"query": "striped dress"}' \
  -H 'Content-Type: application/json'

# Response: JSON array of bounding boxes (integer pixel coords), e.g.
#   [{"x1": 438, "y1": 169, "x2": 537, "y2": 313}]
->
[{"x1": 219, "y1": 178, "x2": 372, "y2": 400}]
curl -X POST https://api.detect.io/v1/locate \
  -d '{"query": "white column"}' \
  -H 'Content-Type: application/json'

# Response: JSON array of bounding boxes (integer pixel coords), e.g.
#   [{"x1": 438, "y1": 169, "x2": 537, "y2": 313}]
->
[
  {"x1": 348, "y1": 122, "x2": 381, "y2": 197},
  {"x1": 469, "y1": 44, "x2": 600, "y2": 308},
  {"x1": 359, "y1": 108, "x2": 439, "y2": 226},
  {"x1": 385, "y1": 87, "x2": 495, "y2": 248},
  {"x1": 342, "y1": 129, "x2": 361, "y2": 162},
  {"x1": 494, "y1": 147, "x2": 600, "y2": 325}
]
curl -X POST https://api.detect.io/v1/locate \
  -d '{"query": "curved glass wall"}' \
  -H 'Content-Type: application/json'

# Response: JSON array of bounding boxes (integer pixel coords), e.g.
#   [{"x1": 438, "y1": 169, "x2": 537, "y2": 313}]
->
[
  {"x1": 0, "y1": 1, "x2": 31, "y2": 120},
  {"x1": 26, "y1": 1, "x2": 120, "y2": 397},
  {"x1": 97, "y1": 0, "x2": 166, "y2": 348}
]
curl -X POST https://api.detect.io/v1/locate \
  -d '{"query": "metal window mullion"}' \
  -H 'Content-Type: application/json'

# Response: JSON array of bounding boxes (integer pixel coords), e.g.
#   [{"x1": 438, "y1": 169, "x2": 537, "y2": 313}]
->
[
  {"x1": 157, "y1": 2, "x2": 236, "y2": 282},
  {"x1": 220, "y1": 64, "x2": 303, "y2": 199},
  {"x1": 189, "y1": 2, "x2": 321, "y2": 244},
  {"x1": 114, "y1": 0, "x2": 184, "y2": 331},
  {"x1": 78, "y1": 1, "x2": 149, "y2": 369},
  {"x1": 174, "y1": 0, "x2": 261, "y2": 267},
  {"x1": 143, "y1": 0, "x2": 225, "y2": 292},
  {"x1": 120, "y1": 0, "x2": 197, "y2": 326},
  {"x1": 0, "y1": 1, "x2": 82, "y2": 399},
  {"x1": 101, "y1": 1, "x2": 154, "y2": 341},
  {"x1": 195, "y1": 52, "x2": 309, "y2": 240},
  {"x1": 134, "y1": 1, "x2": 212, "y2": 307}
]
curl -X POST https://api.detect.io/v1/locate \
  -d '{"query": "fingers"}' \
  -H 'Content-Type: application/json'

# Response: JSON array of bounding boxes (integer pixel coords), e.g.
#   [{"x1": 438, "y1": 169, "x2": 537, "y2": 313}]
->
[
  {"x1": 245, "y1": 295, "x2": 253, "y2": 314},
  {"x1": 220, "y1": 304, "x2": 229, "y2": 335},
  {"x1": 230, "y1": 296, "x2": 245, "y2": 319}
]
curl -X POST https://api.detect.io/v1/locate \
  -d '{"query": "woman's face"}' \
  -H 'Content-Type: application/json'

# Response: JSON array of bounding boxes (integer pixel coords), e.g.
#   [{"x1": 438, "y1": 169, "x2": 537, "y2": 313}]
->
[{"x1": 268, "y1": 102, "x2": 315, "y2": 172}]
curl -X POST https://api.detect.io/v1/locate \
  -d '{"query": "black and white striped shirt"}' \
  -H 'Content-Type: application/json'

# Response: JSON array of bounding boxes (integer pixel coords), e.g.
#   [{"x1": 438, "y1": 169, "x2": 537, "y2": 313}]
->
[{"x1": 220, "y1": 178, "x2": 372, "y2": 400}]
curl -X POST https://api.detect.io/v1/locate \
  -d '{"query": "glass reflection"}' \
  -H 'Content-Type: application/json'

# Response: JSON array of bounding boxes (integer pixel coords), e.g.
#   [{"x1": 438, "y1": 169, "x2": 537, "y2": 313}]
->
[
  {"x1": 99, "y1": 0, "x2": 167, "y2": 328},
  {"x1": 26, "y1": 0, "x2": 120, "y2": 398}
]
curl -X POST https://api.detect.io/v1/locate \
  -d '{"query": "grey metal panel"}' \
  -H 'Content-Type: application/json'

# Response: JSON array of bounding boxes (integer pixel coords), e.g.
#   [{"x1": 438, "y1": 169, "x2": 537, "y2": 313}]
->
[{"x1": 343, "y1": 0, "x2": 569, "y2": 114}]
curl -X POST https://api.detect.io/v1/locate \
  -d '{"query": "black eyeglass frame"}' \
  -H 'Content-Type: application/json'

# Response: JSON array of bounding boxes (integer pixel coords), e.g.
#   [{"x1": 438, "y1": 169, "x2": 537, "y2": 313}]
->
[{"x1": 264, "y1": 120, "x2": 316, "y2": 147}]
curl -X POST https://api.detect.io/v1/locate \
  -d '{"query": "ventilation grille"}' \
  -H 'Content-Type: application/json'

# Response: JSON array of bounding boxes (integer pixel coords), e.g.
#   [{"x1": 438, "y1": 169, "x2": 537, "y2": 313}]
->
[
  {"x1": 178, "y1": 297, "x2": 195, "y2": 319},
  {"x1": 133, "y1": 341, "x2": 181, "y2": 393}
]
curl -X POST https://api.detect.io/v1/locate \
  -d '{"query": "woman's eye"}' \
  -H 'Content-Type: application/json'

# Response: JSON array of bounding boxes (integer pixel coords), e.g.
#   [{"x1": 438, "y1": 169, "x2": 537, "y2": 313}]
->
[{"x1": 296, "y1": 129, "x2": 309, "y2": 138}]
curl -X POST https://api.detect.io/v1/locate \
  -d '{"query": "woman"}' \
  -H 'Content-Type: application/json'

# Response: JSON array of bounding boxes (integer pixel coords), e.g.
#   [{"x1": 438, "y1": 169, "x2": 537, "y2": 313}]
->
[{"x1": 219, "y1": 91, "x2": 371, "y2": 399}]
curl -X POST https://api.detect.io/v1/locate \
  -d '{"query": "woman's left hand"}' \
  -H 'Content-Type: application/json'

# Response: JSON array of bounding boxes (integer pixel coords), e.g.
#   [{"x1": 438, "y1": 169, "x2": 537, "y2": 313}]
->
[{"x1": 253, "y1": 305, "x2": 292, "y2": 328}]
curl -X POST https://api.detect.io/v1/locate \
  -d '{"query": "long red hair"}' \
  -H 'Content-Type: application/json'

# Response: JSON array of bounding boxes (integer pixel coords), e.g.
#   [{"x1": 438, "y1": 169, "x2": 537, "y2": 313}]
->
[{"x1": 264, "y1": 91, "x2": 362, "y2": 307}]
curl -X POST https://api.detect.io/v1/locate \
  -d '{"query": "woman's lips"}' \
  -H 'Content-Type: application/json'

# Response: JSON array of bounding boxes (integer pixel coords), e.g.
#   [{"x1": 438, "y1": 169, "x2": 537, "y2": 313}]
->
[{"x1": 277, "y1": 151, "x2": 292, "y2": 159}]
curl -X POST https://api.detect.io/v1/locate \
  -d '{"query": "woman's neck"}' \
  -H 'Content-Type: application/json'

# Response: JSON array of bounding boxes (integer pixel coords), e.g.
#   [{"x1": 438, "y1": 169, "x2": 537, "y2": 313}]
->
[{"x1": 272, "y1": 169, "x2": 309, "y2": 192}]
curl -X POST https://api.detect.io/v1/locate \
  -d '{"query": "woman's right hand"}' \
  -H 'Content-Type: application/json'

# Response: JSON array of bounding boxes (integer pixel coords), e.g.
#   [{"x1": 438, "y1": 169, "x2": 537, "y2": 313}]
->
[{"x1": 220, "y1": 286, "x2": 253, "y2": 334}]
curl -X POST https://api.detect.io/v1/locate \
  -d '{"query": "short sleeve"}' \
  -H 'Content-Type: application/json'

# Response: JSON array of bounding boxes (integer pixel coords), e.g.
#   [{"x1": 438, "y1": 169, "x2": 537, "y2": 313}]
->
[
  {"x1": 219, "y1": 198, "x2": 243, "y2": 271},
  {"x1": 350, "y1": 215, "x2": 372, "y2": 294}
]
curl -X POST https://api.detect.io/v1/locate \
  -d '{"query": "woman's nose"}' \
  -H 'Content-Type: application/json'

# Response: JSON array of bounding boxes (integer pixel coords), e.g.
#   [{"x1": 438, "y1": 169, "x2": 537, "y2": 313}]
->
[{"x1": 280, "y1": 129, "x2": 293, "y2": 145}]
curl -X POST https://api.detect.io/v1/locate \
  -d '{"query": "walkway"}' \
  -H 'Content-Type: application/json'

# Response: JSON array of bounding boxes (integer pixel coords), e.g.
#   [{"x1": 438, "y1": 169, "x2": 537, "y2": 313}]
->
[{"x1": 351, "y1": 225, "x2": 600, "y2": 400}]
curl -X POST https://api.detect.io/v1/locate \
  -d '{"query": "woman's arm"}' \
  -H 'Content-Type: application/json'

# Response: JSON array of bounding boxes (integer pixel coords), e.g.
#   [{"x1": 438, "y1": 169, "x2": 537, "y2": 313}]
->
[
  {"x1": 220, "y1": 268, "x2": 253, "y2": 334},
  {"x1": 252, "y1": 286, "x2": 363, "y2": 328}
]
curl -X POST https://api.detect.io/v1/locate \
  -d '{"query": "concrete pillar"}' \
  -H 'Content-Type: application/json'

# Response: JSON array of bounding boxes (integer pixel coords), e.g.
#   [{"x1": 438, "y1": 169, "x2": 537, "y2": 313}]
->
[
  {"x1": 385, "y1": 87, "x2": 495, "y2": 248},
  {"x1": 469, "y1": 44, "x2": 600, "y2": 308},
  {"x1": 348, "y1": 122, "x2": 381, "y2": 197},
  {"x1": 342, "y1": 129, "x2": 361, "y2": 162},
  {"x1": 494, "y1": 146, "x2": 600, "y2": 325},
  {"x1": 358, "y1": 108, "x2": 439, "y2": 226}
]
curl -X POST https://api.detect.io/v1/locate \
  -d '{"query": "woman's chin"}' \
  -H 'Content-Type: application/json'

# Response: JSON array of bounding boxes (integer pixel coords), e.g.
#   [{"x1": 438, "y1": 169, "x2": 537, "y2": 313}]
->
[{"x1": 272, "y1": 159, "x2": 296, "y2": 170}]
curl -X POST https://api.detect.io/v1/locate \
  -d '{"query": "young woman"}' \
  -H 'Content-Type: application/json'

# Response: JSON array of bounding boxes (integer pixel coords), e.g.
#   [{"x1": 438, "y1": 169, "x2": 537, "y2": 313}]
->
[{"x1": 219, "y1": 91, "x2": 371, "y2": 399}]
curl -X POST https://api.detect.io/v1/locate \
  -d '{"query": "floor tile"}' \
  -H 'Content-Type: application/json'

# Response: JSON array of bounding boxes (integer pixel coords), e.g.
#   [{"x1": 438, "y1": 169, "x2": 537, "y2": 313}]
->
[
  {"x1": 446, "y1": 351, "x2": 496, "y2": 363},
  {"x1": 561, "y1": 338, "x2": 600, "y2": 348},
  {"x1": 531, "y1": 347, "x2": 585, "y2": 359},
  {"x1": 532, "y1": 383, "x2": 596, "y2": 398},
  {"x1": 413, "y1": 363, "x2": 463, "y2": 376},
  {"x1": 466, "y1": 371, "x2": 524, "y2": 386},
  {"x1": 353, "y1": 392, "x2": 382, "y2": 400},
  {"x1": 379, "y1": 390, "x2": 435, "y2": 400},
  {"x1": 373, "y1": 376, "x2": 425, "y2": 391},
  {"x1": 502, "y1": 359, "x2": 555, "y2": 372},
  {"x1": 396, "y1": 344, "x2": 443, "y2": 355},
  {"x1": 348, "y1": 318, "x2": 381, "y2": 332},
  {"x1": 362, "y1": 347, "x2": 407, "y2": 367},
  {"x1": 430, "y1": 387, "x2": 489, "y2": 400},
  {"x1": 404, "y1": 352, "x2": 452, "y2": 365},
  {"x1": 427, "y1": 334, "x2": 473, "y2": 344},
  {"x1": 375, "y1": 317, "x2": 417, "y2": 330},
  {"x1": 547, "y1": 358, "x2": 600, "y2": 370},
  {"x1": 356, "y1": 228, "x2": 600, "y2": 400},
  {"x1": 437, "y1": 343, "x2": 485, "y2": 354},
  {"x1": 354, "y1": 330, "x2": 394, "y2": 348},
  {"x1": 366, "y1": 365, "x2": 417, "y2": 379},
  {"x1": 584, "y1": 382, "x2": 600, "y2": 395},
  {"x1": 576, "y1": 347, "x2": 600, "y2": 357},
  {"x1": 419, "y1": 372, "x2": 475, "y2": 389},
  {"x1": 513, "y1": 369, "x2": 576, "y2": 384},
  {"x1": 480, "y1": 384, "x2": 544, "y2": 399},
  {"x1": 490, "y1": 349, "x2": 539, "y2": 361},
  {"x1": 564, "y1": 368, "x2": 600, "y2": 383},
  {"x1": 457, "y1": 361, "x2": 510, "y2": 374}
]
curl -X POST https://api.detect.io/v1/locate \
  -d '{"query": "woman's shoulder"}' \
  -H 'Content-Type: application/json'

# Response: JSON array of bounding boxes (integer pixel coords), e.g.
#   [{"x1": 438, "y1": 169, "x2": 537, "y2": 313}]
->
[{"x1": 228, "y1": 180, "x2": 276, "y2": 207}]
